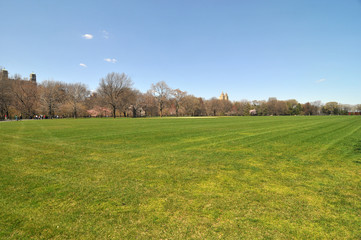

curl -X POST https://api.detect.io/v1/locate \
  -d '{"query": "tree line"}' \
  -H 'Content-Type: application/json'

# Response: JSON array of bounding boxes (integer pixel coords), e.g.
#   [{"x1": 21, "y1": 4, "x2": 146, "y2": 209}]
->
[{"x1": 1, "y1": 71, "x2": 360, "y2": 120}]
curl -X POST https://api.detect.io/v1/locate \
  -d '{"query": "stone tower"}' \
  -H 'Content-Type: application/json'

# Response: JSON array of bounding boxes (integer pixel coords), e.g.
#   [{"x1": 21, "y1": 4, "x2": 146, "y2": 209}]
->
[
  {"x1": 0, "y1": 68, "x2": 8, "y2": 81},
  {"x1": 219, "y1": 91, "x2": 229, "y2": 101},
  {"x1": 219, "y1": 92, "x2": 224, "y2": 100},
  {"x1": 30, "y1": 73, "x2": 36, "y2": 83}
]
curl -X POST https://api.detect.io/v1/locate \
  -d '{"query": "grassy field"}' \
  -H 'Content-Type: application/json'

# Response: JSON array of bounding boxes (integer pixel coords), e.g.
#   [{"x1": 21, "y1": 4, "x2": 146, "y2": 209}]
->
[{"x1": 0, "y1": 116, "x2": 360, "y2": 239}]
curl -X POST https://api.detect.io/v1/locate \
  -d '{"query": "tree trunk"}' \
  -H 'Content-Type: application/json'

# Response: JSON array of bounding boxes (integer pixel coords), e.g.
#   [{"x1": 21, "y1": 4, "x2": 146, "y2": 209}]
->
[
  {"x1": 159, "y1": 102, "x2": 163, "y2": 117},
  {"x1": 133, "y1": 106, "x2": 136, "y2": 118},
  {"x1": 48, "y1": 103, "x2": 52, "y2": 118}
]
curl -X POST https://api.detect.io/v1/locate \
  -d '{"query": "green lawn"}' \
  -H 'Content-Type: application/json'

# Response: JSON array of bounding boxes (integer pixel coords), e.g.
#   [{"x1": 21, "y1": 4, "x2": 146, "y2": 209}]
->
[{"x1": 0, "y1": 116, "x2": 360, "y2": 239}]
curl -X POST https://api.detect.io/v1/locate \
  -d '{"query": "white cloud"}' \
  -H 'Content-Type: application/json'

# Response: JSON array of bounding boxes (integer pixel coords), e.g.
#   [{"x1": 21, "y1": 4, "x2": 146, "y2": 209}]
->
[
  {"x1": 82, "y1": 34, "x2": 93, "y2": 39},
  {"x1": 79, "y1": 63, "x2": 87, "y2": 68},
  {"x1": 316, "y1": 78, "x2": 326, "y2": 83},
  {"x1": 104, "y1": 58, "x2": 117, "y2": 63},
  {"x1": 102, "y1": 30, "x2": 109, "y2": 39}
]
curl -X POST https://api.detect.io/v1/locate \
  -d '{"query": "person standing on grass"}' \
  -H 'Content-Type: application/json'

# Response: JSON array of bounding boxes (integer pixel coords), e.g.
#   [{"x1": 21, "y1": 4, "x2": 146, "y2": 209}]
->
[{"x1": 15, "y1": 115, "x2": 18, "y2": 121}]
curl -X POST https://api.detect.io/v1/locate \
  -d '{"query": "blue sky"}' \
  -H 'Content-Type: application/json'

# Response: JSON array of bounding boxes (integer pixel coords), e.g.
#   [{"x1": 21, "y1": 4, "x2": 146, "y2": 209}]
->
[{"x1": 1, "y1": 0, "x2": 361, "y2": 104}]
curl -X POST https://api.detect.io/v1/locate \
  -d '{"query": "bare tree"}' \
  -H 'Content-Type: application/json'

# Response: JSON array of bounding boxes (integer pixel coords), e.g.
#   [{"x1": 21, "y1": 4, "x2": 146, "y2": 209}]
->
[
  {"x1": 118, "y1": 87, "x2": 137, "y2": 117},
  {"x1": 220, "y1": 99, "x2": 233, "y2": 115},
  {"x1": 97, "y1": 72, "x2": 133, "y2": 118},
  {"x1": 85, "y1": 92, "x2": 100, "y2": 111},
  {"x1": 205, "y1": 98, "x2": 222, "y2": 116},
  {"x1": 39, "y1": 80, "x2": 66, "y2": 118},
  {"x1": 12, "y1": 79, "x2": 38, "y2": 118},
  {"x1": 127, "y1": 89, "x2": 143, "y2": 118},
  {"x1": 66, "y1": 83, "x2": 90, "y2": 118},
  {"x1": 182, "y1": 95, "x2": 205, "y2": 116},
  {"x1": 171, "y1": 88, "x2": 187, "y2": 116},
  {"x1": 141, "y1": 91, "x2": 158, "y2": 117},
  {"x1": 0, "y1": 78, "x2": 13, "y2": 119},
  {"x1": 150, "y1": 81, "x2": 170, "y2": 117}
]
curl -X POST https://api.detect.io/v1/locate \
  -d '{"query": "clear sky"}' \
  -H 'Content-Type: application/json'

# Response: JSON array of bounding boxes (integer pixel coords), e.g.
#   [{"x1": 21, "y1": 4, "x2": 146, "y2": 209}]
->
[{"x1": 1, "y1": 0, "x2": 361, "y2": 104}]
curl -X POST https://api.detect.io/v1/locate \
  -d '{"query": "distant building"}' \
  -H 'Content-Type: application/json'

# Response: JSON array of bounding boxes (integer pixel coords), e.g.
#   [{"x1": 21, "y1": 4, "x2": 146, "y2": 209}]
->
[
  {"x1": 219, "y1": 91, "x2": 229, "y2": 101},
  {"x1": 30, "y1": 73, "x2": 37, "y2": 83},
  {"x1": 0, "y1": 68, "x2": 9, "y2": 81},
  {"x1": 0, "y1": 68, "x2": 36, "y2": 83}
]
